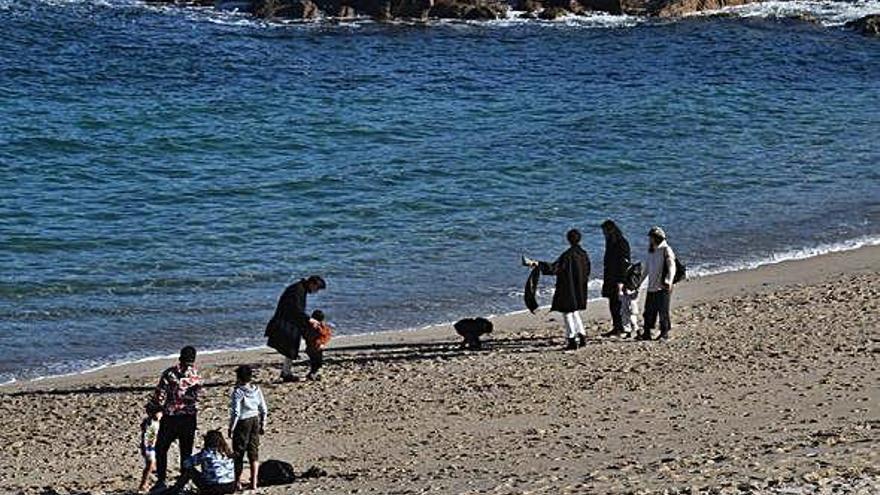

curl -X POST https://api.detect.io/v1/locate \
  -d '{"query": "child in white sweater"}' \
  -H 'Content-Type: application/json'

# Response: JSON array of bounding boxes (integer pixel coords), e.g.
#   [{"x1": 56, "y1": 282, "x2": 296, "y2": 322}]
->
[{"x1": 228, "y1": 365, "x2": 268, "y2": 491}]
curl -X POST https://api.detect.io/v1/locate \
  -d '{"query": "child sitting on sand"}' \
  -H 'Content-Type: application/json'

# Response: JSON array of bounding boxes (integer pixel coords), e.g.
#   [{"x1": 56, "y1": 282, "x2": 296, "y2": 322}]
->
[
  {"x1": 169, "y1": 430, "x2": 235, "y2": 495},
  {"x1": 304, "y1": 310, "x2": 333, "y2": 381},
  {"x1": 138, "y1": 402, "x2": 163, "y2": 492},
  {"x1": 228, "y1": 364, "x2": 267, "y2": 492}
]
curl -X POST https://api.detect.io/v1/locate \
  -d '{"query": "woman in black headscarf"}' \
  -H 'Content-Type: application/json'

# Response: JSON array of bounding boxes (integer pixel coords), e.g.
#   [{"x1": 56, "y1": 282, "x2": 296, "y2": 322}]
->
[{"x1": 600, "y1": 220, "x2": 631, "y2": 337}]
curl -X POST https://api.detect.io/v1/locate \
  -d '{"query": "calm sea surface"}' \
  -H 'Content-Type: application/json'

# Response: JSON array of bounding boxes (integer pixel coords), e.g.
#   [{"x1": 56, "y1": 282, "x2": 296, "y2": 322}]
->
[{"x1": 1, "y1": 0, "x2": 879, "y2": 381}]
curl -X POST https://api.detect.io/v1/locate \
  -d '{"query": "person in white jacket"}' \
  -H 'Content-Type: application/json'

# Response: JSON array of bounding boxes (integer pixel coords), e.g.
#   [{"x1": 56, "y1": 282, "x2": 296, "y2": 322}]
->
[
  {"x1": 228, "y1": 365, "x2": 268, "y2": 491},
  {"x1": 638, "y1": 226, "x2": 676, "y2": 341}
]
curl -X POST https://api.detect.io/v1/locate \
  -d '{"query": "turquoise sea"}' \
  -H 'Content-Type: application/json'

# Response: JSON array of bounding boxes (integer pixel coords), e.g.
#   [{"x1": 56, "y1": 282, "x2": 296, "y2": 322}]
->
[{"x1": 1, "y1": 0, "x2": 879, "y2": 381}]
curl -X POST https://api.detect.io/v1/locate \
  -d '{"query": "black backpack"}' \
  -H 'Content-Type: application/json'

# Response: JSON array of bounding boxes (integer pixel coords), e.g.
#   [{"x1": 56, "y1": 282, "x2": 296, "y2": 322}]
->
[
  {"x1": 259, "y1": 459, "x2": 296, "y2": 486},
  {"x1": 663, "y1": 255, "x2": 686, "y2": 284}
]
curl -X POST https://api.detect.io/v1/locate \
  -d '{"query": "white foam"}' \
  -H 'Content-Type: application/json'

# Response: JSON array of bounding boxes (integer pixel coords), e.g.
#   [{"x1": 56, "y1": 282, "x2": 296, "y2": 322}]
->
[
  {"x1": 688, "y1": 234, "x2": 880, "y2": 278},
  {"x1": 698, "y1": 0, "x2": 880, "y2": 26}
]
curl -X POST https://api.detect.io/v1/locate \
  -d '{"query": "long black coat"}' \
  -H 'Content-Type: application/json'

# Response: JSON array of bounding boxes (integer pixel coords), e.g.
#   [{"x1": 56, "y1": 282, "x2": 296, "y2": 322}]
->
[
  {"x1": 540, "y1": 245, "x2": 591, "y2": 313},
  {"x1": 265, "y1": 279, "x2": 311, "y2": 358},
  {"x1": 601, "y1": 236, "x2": 631, "y2": 298}
]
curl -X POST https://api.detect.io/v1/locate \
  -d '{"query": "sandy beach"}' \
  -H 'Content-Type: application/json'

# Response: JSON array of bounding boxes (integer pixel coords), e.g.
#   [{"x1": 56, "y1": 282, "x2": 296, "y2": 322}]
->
[{"x1": 1, "y1": 246, "x2": 878, "y2": 494}]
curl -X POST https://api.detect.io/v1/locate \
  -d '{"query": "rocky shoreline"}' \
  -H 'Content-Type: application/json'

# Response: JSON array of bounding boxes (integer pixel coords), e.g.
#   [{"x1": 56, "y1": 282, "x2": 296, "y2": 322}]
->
[{"x1": 144, "y1": 0, "x2": 880, "y2": 39}]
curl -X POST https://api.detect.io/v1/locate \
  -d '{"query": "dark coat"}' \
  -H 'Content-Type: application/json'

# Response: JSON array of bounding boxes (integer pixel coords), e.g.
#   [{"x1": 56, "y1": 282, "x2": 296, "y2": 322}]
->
[
  {"x1": 265, "y1": 279, "x2": 311, "y2": 358},
  {"x1": 540, "y1": 245, "x2": 591, "y2": 313},
  {"x1": 601, "y1": 236, "x2": 631, "y2": 298}
]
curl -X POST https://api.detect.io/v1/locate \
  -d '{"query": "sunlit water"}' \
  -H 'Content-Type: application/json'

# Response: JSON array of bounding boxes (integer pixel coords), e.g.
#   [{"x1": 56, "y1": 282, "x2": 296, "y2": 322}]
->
[{"x1": 1, "y1": 0, "x2": 879, "y2": 381}]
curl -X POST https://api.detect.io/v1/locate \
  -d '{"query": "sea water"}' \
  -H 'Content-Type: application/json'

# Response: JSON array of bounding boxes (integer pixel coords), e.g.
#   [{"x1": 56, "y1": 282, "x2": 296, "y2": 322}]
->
[{"x1": 1, "y1": 0, "x2": 879, "y2": 381}]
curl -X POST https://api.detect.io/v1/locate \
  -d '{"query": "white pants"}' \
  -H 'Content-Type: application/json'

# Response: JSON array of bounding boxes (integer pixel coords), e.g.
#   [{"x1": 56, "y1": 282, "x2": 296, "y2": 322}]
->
[
  {"x1": 563, "y1": 311, "x2": 586, "y2": 339},
  {"x1": 620, "y1": 290, "x2": 639, "y2": 335}
]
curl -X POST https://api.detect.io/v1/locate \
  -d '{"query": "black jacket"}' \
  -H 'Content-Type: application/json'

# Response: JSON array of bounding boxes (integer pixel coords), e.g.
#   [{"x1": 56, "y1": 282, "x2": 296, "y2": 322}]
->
[
  {"x1": 271, "y1": 279, "x2": 310, "y2": 329},
  {"x1": 601, "y1": 236, "x2": 631, "y2": 298},
  {"x1": 540, "y1": 245, "x2": 591, "y2": 313}
]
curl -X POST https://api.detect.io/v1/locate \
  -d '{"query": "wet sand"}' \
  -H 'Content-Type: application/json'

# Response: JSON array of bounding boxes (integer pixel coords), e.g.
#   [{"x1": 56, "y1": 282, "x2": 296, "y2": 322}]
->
[{"x1": 2, "y1": 246, "x2": 878, "y2": 494}]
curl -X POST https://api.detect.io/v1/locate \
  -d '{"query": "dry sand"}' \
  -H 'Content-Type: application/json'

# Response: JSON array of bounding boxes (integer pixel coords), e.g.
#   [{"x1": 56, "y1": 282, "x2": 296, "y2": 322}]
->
[{"x1": 1, "y1": 246, "x2": 878, "y2": 494}]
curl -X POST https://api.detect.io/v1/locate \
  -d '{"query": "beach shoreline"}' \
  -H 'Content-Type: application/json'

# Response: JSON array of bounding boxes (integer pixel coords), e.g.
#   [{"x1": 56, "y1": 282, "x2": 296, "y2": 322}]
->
[
  {"x1": 1, "y1": 244, "x2": 878, "y2": 493},
  {"x1": 5, "y1": 243, "x2": 878, "y2": 394},
  {"x1": 4, "y1": 239, "x2": 878, "y2": 390}
]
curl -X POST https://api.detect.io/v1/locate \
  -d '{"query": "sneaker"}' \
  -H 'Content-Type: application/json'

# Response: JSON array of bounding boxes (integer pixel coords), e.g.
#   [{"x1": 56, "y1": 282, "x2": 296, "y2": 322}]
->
[
  {"x1": 280, "y1": 373, "x2": 299, "y2": 383},
  {"x1": 306, "y1": 372, "x2": 322, "y2": 381},
  {"x1": 564, "y1": 338, "x2": 579, "y2": 351},
  {"x1": 601, "y1": 329, "x2": 623, "y2": 338},
  {"x1": 657, "y1": 332, "x2": 669, "y2": 341},
  {"x1": 577, "y1": 334, "x2": 587, "y2": 347}
]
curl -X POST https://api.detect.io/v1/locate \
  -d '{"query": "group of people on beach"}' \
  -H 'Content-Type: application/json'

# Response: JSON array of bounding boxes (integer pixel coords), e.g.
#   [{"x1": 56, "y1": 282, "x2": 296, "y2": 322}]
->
[
  {"x1": 139, "y1": 276, "x2": 331, "y2": 494},
  {"x1": 140, "y1": 348, "x2": 268, "y2": 494},
  {"x1": 138, "y1": 220, "x2": 679, "y2": 493},
  {"x1": 524, "y1": 220, "x2": 681, "y2": 349}
]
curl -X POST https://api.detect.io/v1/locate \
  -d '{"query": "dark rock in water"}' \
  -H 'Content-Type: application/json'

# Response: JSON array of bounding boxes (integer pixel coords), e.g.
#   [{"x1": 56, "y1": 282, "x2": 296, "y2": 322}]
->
[
  {"x1": 429, "y1": 0, "x2": 507, "y2": 19},
  {"x1": 335, "y1": 4, "x2": 358, "y2": 16},
  {"x1": 353, "y1": 0, "x2": 433, "y2": 19},
  {"x1": 579, "y1": 0, "x2": 622, "y2": 14},
  {"x1": 538, "y1": 5, "x2": 567, "y2": 18},
  {"x1": 543, "y1": 0, "x2": 584, "y2": 14},
  {"x1": 512, "y1": 0, "x2": 542, "y2": 12},
  {"x1": 845, "y1": 14, "x2": 880, "y2": 37},
  {"x1": 654, "y1": 0, "x2": 752, "y2": 17},
  {"x1": 253, "y1": 0, "x2": 321, "y2": 18}
]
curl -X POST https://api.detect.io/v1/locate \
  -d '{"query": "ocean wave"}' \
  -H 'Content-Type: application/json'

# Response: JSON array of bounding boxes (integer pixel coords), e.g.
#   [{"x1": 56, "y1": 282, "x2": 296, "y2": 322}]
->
[
  {"x1": 687, "y1": 234, "x2": 880, "y2": 278},
  {"x1": 700, "y1": 0, "x2": 880, "y2": 26}
]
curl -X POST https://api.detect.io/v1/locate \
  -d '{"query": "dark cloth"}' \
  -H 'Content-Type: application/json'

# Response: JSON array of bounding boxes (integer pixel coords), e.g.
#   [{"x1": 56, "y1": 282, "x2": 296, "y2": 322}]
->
[
  {"x1": 608, "y1": 292, "x2": 623, "y2": 331},
  {"x1": 155, "y1": 414, "x2": 197, "y2": 484},
  {"x1": 266, "y1": 280, "x2": 311, "y2": 359},
  {"x1": 272, "y1": 280, "x2": 310, "y2": 328},
  {"x1": 233, "y1": 417, "x2": 261, "y2": 469},
  {"x1": 267, "y1": 320, "x2": 302, "y2": 360},
  {"x1": 524, "y1": 266, "x2": 541, "y2": 313},
  {"x1": 306, "y1": 347, "x2": 323, "y2": 374},
  {"x1": 539, "y1": 245, "x2": 591, "y2": 313},
  {"x1": 644, "y1": 289, "x2": 671, "y2": 334},
  {"x1": 601, "y1": 236, "x2": 631, "y2": 298}
]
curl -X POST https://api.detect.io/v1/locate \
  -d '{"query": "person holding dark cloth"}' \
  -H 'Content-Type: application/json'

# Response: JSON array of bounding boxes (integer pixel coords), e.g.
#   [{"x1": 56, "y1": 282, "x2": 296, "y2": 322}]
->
[
  {"x1": 150, "y1": 346, "x2": 202, "y2": 491},
  {"x1": 523, "y1": 229, "x2": 592, "y2": 350},
  {"x1": 600, "y1": 220, "x2": 631, "y2": 338},
  {"x1": 639, "y1": 226, "x2": 676, "y2": 341},
  {"x1": 265, "y1": 275, "x2": 326, "y2": 382}
]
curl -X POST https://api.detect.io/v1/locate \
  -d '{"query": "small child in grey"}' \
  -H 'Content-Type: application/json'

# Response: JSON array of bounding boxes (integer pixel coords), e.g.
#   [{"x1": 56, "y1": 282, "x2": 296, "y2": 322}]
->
[{"x1": 620, "y1": 262, "x2": 642, "y2": 339}]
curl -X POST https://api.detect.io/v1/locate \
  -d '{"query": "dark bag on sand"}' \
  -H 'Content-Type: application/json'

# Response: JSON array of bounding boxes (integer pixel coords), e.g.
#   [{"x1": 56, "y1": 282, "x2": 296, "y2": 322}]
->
[{"x1": 258, "y1": 459, "x2": 297, "y2": 486}]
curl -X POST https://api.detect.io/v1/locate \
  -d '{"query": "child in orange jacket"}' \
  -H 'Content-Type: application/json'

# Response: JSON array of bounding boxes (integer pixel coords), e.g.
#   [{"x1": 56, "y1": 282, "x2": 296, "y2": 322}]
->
[{"x1": 304, "y1": 310, "x2": 332, "y2": 381}]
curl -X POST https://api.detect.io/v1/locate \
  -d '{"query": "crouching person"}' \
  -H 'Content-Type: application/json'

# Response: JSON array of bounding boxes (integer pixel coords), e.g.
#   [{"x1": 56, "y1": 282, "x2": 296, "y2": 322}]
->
[
  {"x1": 229, "y1": 365, "x2": 267, "y2": 491},
  {"x1": 169, "y1": 430, "x2": 235, "y2": 495},
  {"x1": 453, "y1": 317, "x2": 493, "y2": 350}
]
